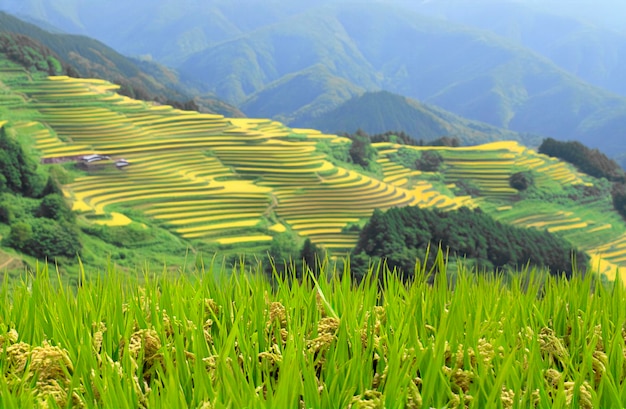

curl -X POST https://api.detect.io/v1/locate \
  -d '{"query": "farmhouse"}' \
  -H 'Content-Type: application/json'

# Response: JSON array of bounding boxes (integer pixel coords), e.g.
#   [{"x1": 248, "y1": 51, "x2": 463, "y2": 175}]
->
[
  {"x1": 82, "y1": 154, "x2": 110, "y2": 163},
  {"x1": 115, "y1": 159, "x2": 130, "y2": 168}
]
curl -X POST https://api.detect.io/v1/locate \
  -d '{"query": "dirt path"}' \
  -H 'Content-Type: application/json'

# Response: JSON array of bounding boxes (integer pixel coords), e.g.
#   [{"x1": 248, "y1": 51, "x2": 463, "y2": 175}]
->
[{"x1": 0, "y1": 256, "x2": 15, "y2": 270}]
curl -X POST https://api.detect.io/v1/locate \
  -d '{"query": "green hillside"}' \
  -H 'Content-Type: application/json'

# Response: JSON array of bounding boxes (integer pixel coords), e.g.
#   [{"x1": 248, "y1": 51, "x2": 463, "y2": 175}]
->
[
  {"x1": 304, "y1": 91, "x2": 531, "y2": 146},
  {"x1": 2, "y1": 53, "x2": 626, "y2": 280},
  {"x1": 0, "y1": 0, "x2": 316, "y2": 64},
  {"x1": 4, "y1": 3, "x2": 626, "y2": 159},
  {"x1": 240, "y1": 65, "x2": 365, "y2": 125}
]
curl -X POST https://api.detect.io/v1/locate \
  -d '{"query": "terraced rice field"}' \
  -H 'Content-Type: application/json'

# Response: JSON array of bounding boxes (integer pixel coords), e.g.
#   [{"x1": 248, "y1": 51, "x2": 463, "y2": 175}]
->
[
  {"x1": 5, "y1": 75, "x2": 441, "y2": 252},
  {"x1": 4, "y1": 71, "x2": 626, "y2": 274},
  {"x1": 374, "y1": 144, "x2": 475, "y2": 211},
  {"x1": 494, "y1": 202, "x2": 626, "y2": 276},
  {"x1": 376, "y1": 141, "x2": 626, "y2": 275},
  {"x1": 377, "y1": 141, "x2": 588, "y2": 200}
]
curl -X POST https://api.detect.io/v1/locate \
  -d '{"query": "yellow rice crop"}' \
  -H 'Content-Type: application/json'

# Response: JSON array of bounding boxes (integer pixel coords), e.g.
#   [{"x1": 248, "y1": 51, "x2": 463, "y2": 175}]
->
[
  {"x1": 215, "y1": 235, "x2": 273, "y2": 245},
  {"x1": 93, "y1": 212, "x2": 133, "y2": 227},
  {"x1": 164, "y1": 213, "x2": 264, "y2": 226},
  {"x1": 547, "y1": 222, "x2": 589, "y2": 233},
  {"x1": 71, "y1": 200, "x2": 93, "y2": 212},
  {"x1": 589, "y1": 254, "x2": 625, "y2": 281},
  {"x1": 295, "y1": 228, "x2": 343, "y2": 236},
  {"x1": 269, "y1": 224, "x2": 287, "y2": 233},
  {"x1": 176, "y1": 219, "x2": 260, "y2": 234},
  {"x1": 586, "y1": 224, "x2": 613, "y2": 234}
]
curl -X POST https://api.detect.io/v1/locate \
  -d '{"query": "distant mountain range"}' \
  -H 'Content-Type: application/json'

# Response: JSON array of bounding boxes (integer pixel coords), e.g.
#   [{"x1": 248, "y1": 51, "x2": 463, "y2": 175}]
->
[
  {"x1": 178, "y1": 4, "x2": 626, "y2": 156},
  {"x1": 412, "y1": 0, "x2": 626, "y2": 97},
  {"x1": 2, "y1": 1, "x2": 626, "y2": 161}
]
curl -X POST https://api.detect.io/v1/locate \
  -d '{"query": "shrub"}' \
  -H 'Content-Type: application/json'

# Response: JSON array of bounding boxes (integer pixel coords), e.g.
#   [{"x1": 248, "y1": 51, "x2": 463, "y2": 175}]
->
[
  {"x1": 4, "y1": 221, "x2": 32, "y2": 250},
  {"x1": 454, "y1": 180, "x2": 482, "y2": 197},
  {"x1": 416, "y1": 150, "x2": 444, "y2": 172},
  {"x1": 510, "y1": 171, "x2": 534, "y2": 191},
  {"x1": 24, "y1": 219, "x2": 81, "y2": 259},
  {"x1": 37, "y1": 194, "x2": 74, "y2": 222},
  {"x1": 390, "y1": 148, "x2": 443, "y2": 172}
]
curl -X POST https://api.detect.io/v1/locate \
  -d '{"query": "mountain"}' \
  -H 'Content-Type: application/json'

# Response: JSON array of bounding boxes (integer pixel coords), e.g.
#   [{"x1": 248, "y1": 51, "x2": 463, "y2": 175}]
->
[
  {"x1": 0, "y1": 0, "x2": 324, "y2": 64},
  {"x1": 411, "y1": 0, "x2": 626, "y2": 98},
  {"x1": 3, "y1": 1, "x2": 626, "y2": 158},
  {"x1": 303, "y1": 91, "x2": 531, "y2": 146},
  {"x1": 179, "y1": 7, "x2": 380, "y2": 105},
  {"x1": 3, "y1": 37, "x2": 626, "y2": 279},
  {"x1": 0, "y1": 11, "x2": 243, "y2": 117},
  {"x1": 176, "y1": 3, "x2": 626, "y2": 157},
  {"x1": 240, "y1": 65, "x2": 365, "y2": 125}
]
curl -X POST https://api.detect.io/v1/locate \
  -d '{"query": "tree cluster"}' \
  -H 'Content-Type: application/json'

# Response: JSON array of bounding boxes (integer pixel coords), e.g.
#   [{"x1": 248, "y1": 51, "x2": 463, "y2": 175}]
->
[
  {"x1": 509, "y1": 171, "x2": 534, "y2": 191},
  {"x1": 369, "y1": 131, "x2": 460, "y2": 148},
  {"x1": 388, "y1": 147, "x2": 444, "y2": 172},
  {"x1": 347, "y1": 129, "x2": 378, "y2": 171},
  {"x1": 538, "y1": 138, "x2": 624, "y2": 182},
  {"x1": 0, "y1": 126, "x2": 81, "y2": 260},
  {"x1": 537, "y1": 138, "x2": 626, "y2": 220},
  {"x1": 0, "y1": 33, "x2": 65, "y2": 75},
  {"x1": 352, "y1": 206, "x2": 587, "y2": 279},
  {"x1": 0, "y1": 126, "x2": 41, "y2": 196}
]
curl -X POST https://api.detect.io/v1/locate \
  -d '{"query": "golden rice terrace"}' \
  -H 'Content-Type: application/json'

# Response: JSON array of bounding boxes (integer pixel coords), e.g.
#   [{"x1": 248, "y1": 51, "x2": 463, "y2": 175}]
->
[{"x1": 2, "y1": 68, "x2": 626, "y2": 277}]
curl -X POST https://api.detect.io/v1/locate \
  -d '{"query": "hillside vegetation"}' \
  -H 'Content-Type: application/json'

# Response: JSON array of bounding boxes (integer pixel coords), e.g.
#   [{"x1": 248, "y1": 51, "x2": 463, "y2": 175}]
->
[
  {"x1": 413, "y1": 0, "x2": 626, "y2": 97},
  {"x1": 352, "y1": 206, "x2": 587, "y2": 278},
  {"x1": 175, "y1": 4, "x2": 626, "y2": 159}
]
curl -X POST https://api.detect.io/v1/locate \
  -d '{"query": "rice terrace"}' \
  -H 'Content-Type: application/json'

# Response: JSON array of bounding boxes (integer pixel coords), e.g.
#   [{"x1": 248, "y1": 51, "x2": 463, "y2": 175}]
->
[
  {"x1": 4, "y1": 3, "x2": 626, "y2": 406},
  {"x1": 1, "y1": 70, "x2": 626, "y2": 274}
]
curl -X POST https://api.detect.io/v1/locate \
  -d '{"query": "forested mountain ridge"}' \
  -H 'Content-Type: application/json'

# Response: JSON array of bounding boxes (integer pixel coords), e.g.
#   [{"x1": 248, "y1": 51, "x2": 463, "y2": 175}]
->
[
  {"x1": 412, "y1": 0, "x2": 626, "y2": 98},
  {"x1": 175, "y1": 4, "x2": 626, "y2": 158},
  {"x1": 302, "y1": 91, "x2": 535, "y2": 146},
  {"x1": 0, "y1": 12, "x2": 243, "y2": 117}
]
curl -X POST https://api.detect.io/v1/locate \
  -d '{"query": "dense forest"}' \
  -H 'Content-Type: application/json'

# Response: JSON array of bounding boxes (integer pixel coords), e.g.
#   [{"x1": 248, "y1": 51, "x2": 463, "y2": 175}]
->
[
  {"x1": 351, "y1": 206, "x2": 588, "y2": 279},
  {"x1": 538, "y1": 138, "x2": 624, "y2": 182}
]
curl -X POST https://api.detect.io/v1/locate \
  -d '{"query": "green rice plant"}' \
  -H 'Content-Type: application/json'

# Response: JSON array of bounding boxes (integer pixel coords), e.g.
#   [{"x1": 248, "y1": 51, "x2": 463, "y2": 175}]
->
[{"x1": 1, "y1": 254, "x2": 626, "y2": 408}]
